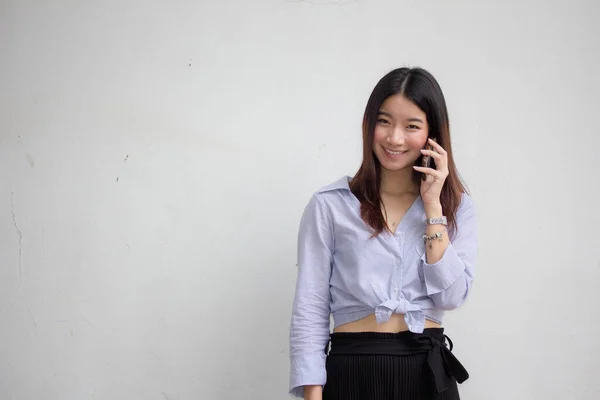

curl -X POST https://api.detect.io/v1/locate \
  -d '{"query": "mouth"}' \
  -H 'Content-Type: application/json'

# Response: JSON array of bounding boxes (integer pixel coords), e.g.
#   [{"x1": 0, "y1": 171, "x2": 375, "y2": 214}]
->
[{"x1": 383, "y1": 148, "x2": 408, "y2": 157}]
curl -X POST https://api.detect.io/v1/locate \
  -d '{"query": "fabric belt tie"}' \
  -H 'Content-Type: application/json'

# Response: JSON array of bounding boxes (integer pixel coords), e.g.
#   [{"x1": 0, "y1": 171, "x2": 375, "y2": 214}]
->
[
  {"x1": 327, "y1": 329, "x2": 469, "y2": 394},
  {"x1": 418, "y1": 333, "x2": 469, "y2": 393}
]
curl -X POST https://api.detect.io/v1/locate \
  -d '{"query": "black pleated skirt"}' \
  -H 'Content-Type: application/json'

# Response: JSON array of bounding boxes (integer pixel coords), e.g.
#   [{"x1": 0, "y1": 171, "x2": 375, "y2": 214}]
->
[{"x1": 322, "y1": 328, "x2": 468, "y2": 400}]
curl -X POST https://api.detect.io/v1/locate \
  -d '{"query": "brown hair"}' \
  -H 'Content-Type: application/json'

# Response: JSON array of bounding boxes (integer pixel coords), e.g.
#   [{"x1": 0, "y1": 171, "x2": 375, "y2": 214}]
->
[{"x1": 349, "y1": 67, "x2": 468, "y2": 238}]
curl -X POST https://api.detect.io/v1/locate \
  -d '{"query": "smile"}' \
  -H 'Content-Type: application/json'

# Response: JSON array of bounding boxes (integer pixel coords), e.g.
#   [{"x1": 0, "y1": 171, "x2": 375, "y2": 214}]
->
[{"x1": 384, "y1": 148, "x2": 408, "y2": 156}]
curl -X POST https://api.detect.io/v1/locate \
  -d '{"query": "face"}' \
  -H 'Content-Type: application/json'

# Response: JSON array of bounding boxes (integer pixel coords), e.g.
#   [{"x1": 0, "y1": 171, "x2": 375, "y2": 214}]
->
[{"x1": 372, "y1": 94, "x2": 429, "y2": 172}]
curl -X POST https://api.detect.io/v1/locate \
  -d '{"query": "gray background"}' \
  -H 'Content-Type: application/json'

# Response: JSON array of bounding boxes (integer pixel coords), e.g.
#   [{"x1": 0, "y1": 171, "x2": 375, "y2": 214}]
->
[{"x1": 1, "y1": 0, "x2": 599, "y2": 399}]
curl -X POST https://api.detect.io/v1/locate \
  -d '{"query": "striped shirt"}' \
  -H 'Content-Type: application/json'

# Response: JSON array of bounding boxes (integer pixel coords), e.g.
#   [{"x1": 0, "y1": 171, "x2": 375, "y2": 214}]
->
[{"x1": 289, "y1": 176, "x2": 478, "y2": 397}]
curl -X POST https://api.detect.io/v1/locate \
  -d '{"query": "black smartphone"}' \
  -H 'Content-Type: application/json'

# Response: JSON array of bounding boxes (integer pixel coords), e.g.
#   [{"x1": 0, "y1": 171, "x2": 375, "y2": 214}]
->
[{"x1": 420, "y1": 137, "x2": 437, "y2": 181}]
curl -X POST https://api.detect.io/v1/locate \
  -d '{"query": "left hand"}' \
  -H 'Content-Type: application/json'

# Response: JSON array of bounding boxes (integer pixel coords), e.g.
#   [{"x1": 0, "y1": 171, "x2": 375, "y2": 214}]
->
[{"x1": 413, "y1": 138, "x2": 449, "y2": 205}]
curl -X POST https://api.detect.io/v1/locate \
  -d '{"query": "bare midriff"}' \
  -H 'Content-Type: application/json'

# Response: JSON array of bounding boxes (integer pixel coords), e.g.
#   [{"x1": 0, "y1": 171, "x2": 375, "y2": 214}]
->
[{"x1": 333, "y1": 313, "x2": 441, "y2": 333}]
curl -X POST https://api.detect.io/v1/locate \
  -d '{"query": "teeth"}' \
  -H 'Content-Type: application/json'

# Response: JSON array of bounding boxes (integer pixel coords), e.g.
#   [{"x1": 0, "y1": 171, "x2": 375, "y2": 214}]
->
[{"x1": 385, "y1": 148, "x2": 406, "y2": 155}]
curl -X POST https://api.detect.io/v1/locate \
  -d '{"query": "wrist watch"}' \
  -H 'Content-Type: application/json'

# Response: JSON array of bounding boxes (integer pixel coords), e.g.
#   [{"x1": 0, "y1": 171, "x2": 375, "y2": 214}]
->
[{"x1": 425, "y1": 216, "x2": 447, "y2": 226}]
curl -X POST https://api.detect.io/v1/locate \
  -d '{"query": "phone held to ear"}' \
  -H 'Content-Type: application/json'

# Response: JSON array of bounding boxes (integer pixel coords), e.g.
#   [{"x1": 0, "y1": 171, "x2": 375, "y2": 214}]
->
[{"x1": 420, "y1": 137, "x2": 437, "y2": 181}]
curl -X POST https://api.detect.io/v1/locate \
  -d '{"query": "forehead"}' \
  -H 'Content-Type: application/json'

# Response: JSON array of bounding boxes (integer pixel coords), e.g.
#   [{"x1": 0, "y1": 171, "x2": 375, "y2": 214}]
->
[{"x1": 379, "y1": 94, "x2": 425, "y2": 118}]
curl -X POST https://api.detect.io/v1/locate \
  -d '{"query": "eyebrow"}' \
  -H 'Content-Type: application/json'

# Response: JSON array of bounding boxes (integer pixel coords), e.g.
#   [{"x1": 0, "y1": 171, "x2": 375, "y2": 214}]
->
[{"x1": 377, "y1": 111, "x2": 424, "y2": 124}]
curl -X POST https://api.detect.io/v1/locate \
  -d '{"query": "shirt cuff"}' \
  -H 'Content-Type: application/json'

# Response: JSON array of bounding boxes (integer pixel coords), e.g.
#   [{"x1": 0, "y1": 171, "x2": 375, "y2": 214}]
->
[
  {"x1": 289, "y1": 352, "x2": 327, "y2": 398},
  {"x1": 421, "y1": 243, "x2": 466, "y2": 296}
]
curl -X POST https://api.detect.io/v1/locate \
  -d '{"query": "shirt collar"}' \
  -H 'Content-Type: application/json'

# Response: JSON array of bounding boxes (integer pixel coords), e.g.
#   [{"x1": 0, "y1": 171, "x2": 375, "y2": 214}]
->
[{"x1": 317, "y1": 176, "x2": 352, "y2": 193}]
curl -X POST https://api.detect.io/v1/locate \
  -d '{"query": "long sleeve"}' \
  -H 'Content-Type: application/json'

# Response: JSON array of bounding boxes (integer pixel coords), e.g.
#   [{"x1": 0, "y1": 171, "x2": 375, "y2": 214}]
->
[
  {"x1": 421, "y1": 194, "x2": 477, "y2": 310},
  {"x1": 289, "y1": 194, "x2": 334, "y2": 398}
]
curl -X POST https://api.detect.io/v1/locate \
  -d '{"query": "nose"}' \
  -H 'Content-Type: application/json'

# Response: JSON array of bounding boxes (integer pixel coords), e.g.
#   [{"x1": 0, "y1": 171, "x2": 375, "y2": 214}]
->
[{"x1": 387, "y1": 126, "x2": 405, "y2": 145}]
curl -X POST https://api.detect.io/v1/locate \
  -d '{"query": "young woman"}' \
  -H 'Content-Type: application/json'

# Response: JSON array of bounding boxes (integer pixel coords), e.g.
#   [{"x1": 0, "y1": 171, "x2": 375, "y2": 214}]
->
[{"x1": 289, "y1": 67, "x2": 477, "y2": 400}]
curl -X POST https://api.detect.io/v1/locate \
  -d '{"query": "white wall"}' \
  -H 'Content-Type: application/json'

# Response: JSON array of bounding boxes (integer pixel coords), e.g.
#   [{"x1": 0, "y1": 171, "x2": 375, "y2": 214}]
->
[{"x1": 1, "y1": 0, "x2": 599, "y2": 399}]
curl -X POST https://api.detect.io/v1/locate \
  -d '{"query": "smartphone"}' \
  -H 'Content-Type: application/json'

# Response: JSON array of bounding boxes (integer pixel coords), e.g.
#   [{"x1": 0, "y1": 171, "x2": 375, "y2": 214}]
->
[{"x1": 420, "y1": 137, "x2": 437, "y2": 181}]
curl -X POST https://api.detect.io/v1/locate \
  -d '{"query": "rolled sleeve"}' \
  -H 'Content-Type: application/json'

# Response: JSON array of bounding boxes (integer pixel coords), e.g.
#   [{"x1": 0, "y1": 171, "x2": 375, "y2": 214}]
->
[
  {"x1": 421, "y1": 194, "x2": 478, "y2": 310},
  {"x1": 289, "y1": 353, "x2": 327, "y2": 397},
  {"x1": 289, "y1": 194, "x2": 333, "y2": 397},
  {"x1": 422, "y1": 244, "x2": 468, "y2": 295}
]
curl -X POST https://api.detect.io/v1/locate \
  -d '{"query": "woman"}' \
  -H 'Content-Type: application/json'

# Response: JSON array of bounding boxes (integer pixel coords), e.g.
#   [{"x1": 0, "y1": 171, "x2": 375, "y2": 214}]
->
[{"x1": 289, "y1": 67, "x2": 477, "y2": 400}]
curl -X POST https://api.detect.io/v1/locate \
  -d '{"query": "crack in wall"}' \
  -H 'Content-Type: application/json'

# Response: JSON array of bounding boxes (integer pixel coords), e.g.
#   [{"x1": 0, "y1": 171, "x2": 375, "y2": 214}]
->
[
  {"x1": 11, "y1": 191, "x2": 23, "y2": 285},
  {"x1": 80, "y1": 312, "x2": 98, "y2": 331},
  {"x1": 26, "y1": 305, "x2": 37, "y2": 331}
]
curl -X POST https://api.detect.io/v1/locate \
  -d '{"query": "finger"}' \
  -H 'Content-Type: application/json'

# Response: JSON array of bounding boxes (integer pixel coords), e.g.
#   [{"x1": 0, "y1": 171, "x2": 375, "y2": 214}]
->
[
  {"x1": 413, "y1": 165, "x2": 447, "y2": 180},
  {"x1": 421, "y1": 149, "x2": 448, "y2": 170},
  {"x1": 421, "y1": 149, "x2": 448, "y2": 171},
  {"x1": 420, "y1": 149, "x2": 443, "y2": 160},
  {"x1": 428, "y1": 138, "x2": 447, "y2": 155},
  {"x1": 413, "y1": 166, "x2": 439, "y2": 176}
]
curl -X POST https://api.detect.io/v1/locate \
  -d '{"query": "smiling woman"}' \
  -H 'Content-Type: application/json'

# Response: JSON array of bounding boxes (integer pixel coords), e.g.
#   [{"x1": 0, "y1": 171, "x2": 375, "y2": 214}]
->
[
  {"x1": 289, "y1": 67, "x2": 477, "y2": 400},
  {"x1": 352, "y1": 67, "x2": 466, "y2": 239},
  {"x1": 374, "y1": 95, "x2": 428, "y2": 169}
]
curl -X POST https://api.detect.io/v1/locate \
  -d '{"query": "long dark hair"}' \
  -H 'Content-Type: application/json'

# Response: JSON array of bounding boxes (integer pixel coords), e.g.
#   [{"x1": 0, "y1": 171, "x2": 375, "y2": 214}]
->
[{"x1": 349, "y1": 67, "x2": 467, "y2": 238}]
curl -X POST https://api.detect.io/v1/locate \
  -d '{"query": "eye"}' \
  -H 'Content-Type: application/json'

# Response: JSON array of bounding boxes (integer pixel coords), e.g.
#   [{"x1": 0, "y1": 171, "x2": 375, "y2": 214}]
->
[
  {"x1": 377, "y1": 118, "x2": 390, "y2": 125},
  {"x1": 407, "y1": 124, "x2": 420, "y2": 130}
]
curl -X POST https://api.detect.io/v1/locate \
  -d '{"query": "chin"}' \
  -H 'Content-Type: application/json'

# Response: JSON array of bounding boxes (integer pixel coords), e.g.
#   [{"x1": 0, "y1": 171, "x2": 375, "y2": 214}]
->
[{"x1": 381, "y1": 163, "x2": 412, "y2": 172}]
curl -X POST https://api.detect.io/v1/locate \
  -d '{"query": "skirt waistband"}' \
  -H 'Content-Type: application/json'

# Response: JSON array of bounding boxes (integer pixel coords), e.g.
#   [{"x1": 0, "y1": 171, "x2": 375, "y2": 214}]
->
[{"x1": 327, "y1": 328, "x2": 469, "y2": 394}]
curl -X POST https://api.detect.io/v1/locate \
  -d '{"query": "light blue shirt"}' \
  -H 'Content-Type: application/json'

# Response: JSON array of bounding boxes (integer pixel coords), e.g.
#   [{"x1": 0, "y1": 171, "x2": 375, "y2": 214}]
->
[{"x1": 289, "y1": 176, "x2": 478, "y2": 397}]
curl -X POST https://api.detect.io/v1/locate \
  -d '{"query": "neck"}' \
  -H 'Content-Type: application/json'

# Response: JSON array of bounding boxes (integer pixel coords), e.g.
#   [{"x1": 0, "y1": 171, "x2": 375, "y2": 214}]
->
[{"x1": 379, "y1": 167, "x2": 419, "y2": 197}]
